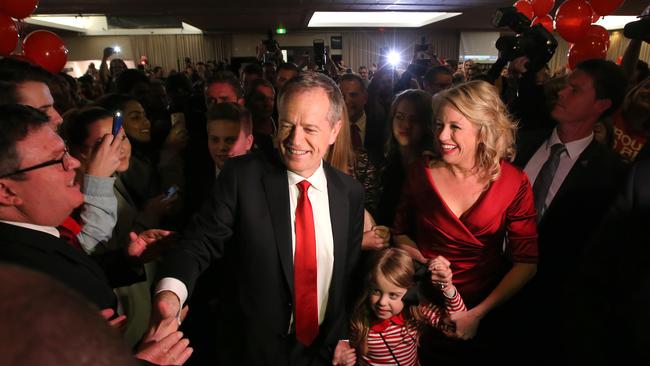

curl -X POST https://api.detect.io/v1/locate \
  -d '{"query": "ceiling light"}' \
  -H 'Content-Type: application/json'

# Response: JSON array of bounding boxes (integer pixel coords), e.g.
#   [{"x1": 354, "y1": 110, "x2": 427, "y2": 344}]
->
[
  {"x1": 594, "y1": 16, "x2": 639, "y2": 30},
  {"x1": 308, "y1": 11, "x2": 461, "y2": 28}
]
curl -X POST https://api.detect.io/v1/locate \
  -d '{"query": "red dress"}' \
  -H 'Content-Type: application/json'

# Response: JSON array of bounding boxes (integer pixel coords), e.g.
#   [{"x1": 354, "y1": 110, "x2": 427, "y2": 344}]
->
[{"x1": 393, "y1": 159, "x2": 538, "y2": 306}]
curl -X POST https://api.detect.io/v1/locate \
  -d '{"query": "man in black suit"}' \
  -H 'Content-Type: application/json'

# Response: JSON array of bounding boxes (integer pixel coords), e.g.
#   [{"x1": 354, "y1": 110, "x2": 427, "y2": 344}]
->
[
  {"x1": 0, "y1": 105, "x2": 191, "y2": 366},
  {"x1": 148, "y1": 72, "x2": 364, "y2": 365},
  {"x1": 512, "y1": 59, "x2": 629, "y2": 361},
  {"x1": 338, "y1": 73, "x2": 386, "y2": 165}
]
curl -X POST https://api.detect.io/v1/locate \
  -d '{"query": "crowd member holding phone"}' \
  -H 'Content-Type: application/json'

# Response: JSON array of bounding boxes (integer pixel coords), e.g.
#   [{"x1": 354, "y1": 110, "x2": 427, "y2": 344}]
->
[{"x1": 62, "y1": 106, "x2": 178, "y2": 346}]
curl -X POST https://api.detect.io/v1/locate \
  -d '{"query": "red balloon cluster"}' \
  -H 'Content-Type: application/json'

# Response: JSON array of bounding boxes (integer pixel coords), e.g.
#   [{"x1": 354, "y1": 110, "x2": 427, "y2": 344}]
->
[
  {"x1": 23, "y1": 30, "x2": 68, "y2": 74},
  {"x1": 0, "y1": 0, "x2": 69, "y2": 73},
  {"x1": 556, "y1": 0, "x2": 624, "y2": 69},
  {"x1": 515, "y1": 0, "x2": 556, "y2": 33}
]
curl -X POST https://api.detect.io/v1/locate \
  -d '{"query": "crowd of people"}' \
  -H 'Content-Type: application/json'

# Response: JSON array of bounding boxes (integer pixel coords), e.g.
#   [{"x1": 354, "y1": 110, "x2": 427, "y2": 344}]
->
[{"x1": 0, "y1": 17, "x2": 649, "y2": 366}]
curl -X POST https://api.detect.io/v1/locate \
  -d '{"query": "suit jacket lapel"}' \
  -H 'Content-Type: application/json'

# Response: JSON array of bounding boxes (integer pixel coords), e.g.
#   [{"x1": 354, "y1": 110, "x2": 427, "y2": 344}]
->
[{"x1": 262, "y1": 167, "x2": 294, "y2": 295}]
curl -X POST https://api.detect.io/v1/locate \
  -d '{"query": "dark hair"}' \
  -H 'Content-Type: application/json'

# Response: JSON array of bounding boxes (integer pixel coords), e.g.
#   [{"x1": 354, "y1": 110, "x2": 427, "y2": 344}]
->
[
  {"x1": 206, "y1": 71, "x2": 243, "y2": 99},
  {"x1": 115, "y1": 69, "x2": 150, "y2": 94},
  {"x1": 0, "y1": 104, "x2": 50, "y2": 179},
  {"x1": 575, "y1": 59, "x2": 628, "y2": 117},
  {"x1": 277, "y1": 62, "x2": 300, "y2": 74},
  {"x1": 0, "y1": 58, "x2": 54, "y2": 105},
  {"x1": 385, "y1": 89, "x2": 435, "y2": 158},
  {"x1": 93, "y1": 93, "x2": 139, "y2": 115},
  {"x1": 424, "y1": 65, "x2": 453, "y2": 86},
  {"x1": 206, "y1": 102, "x2": 253, "y2": 136},
  {"x1": 245, "y1": 77, "x2": 275, "y2": 103},
  {"x1": 60, "y1": 107, "x2": 114, "y2": 155},
  {"x1": 339, "y1": 73, "x2": 367, "y2": 92},
  {"x1": 242, "y1": 63, "x2": 263, "y2": 77}
]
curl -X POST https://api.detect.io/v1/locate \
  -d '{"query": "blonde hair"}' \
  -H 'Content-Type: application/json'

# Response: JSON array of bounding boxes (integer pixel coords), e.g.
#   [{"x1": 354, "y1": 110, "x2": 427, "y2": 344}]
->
[
  {"x1": 326, "y1": 105, "x2": 354, "y2": 175},
  {"x1": 350, "y1": 248, "x2": 426, "y2": 355},
  {"x1": 432, "y1": 80, "x2": 517, "y2": 182}
]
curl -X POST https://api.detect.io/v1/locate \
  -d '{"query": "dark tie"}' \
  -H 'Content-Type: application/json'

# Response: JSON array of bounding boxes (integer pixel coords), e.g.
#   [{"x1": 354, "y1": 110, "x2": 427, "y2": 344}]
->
[
  {"x1": 350, "y1": 123, "x2": 363, "y2": 151},
  {"x1": 533, "y1": 143, "x2": 566, "y2": 220},
  {"x1": 294, "y1": 180, "x2": 318, "y2": 346},
  {"x1": 57, "y1": 216, "x2": 84, "y2": 252}
]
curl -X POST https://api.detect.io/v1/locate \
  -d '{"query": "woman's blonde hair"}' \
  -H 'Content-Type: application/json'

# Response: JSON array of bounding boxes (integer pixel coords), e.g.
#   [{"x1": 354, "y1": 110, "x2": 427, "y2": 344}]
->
[
  {"x1": 432, "y1": 80, "x2": 517, "y2": 182},
  {"x1": 350, "y1": 248, "x2": 425, "y2": 355},
  {"x1": 325, "y1": 104, "x2": 354, "y2": 175}
]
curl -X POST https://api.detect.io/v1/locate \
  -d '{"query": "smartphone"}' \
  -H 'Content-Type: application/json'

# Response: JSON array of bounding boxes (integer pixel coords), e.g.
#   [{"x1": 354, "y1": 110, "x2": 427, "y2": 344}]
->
[
  {"x1": 161, "y1": 185, "x2": 179, "y2": 201},
  {"x1": 112, "y1": 111, "x2": 123, "y2": 136}
]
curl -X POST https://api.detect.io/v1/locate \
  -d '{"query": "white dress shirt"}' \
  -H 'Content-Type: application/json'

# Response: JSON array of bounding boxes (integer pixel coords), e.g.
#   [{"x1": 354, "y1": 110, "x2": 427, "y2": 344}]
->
[
  {"x1": 352, "y1": 112, "x2": 367, "y2": 145},
  {"x1": 524, "y1": 129, "x2": 594, "y2": 210},
  {"x1": 157, "y1": 161, "x2": 335, "y2": 326}
]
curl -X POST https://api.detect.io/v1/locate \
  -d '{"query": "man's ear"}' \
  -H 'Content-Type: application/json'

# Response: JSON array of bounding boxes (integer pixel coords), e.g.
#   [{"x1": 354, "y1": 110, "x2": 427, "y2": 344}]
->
[
  {"x1": 328, "y1": 120, "x2": 343, "y2": 145},
  {"x1": 245, "y1": 134, "x2": 254, "y2": 152},
  {"x1": 0, "y1": 181, "x2": 22, "y2": 207}
]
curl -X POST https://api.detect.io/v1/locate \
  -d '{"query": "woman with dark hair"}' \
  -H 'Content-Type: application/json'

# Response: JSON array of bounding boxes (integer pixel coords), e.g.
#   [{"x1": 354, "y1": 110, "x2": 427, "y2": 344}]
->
[{"x1": 375, "y1": 89, "x2": 435, "y2": 227}]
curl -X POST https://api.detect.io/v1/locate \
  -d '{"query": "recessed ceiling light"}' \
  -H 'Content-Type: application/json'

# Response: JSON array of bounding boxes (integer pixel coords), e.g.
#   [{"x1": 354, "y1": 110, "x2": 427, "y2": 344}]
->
[
  {"x1": 594, "y1": 15, "x2": 639, "y2": 30},
  {"x1": 308, "y1": 11, "x2": 461, "y2": 28}
]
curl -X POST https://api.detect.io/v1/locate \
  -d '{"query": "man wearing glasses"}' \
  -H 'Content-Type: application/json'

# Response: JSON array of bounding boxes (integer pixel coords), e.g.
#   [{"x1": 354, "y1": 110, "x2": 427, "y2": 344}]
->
[{"x1": 0, "y1": 104, "x2": 192, "y2": 365}]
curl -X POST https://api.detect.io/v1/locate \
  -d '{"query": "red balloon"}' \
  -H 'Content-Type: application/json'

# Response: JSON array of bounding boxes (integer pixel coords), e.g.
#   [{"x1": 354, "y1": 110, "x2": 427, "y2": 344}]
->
[
  {"x1": 555, "y1": 0, "x2": 593, "y2": 43},
  {"x1": 585, "y1": 24, "x2": 610, "y2": 48},
  {"x1": 591, "y1": 10, "x2": 600, "y2": 23},
  {"x1": 532, "y1": 0, "x2": 555, "y2": 17},
  {"x1": 532, "y1": 14, "x2": 554, "y2": 33},
  {"x1": 588, "y1": 0, "x2": 624, "y2": 17},
  {"x1": 514, "y1": 0, "x2": 535, "y2": 21},
  {"x1": 0, "y1": 0, "x2": 39, "y2": 20},
  {"x1": 23, "y1": 30, "x2": 68, "y2": 74},
  {"x1": 567, "y1": 40, "x2": 607, "y2": 69},
  {"x1": 0, "y1": 14, "x2": 18, "y2": 56}
]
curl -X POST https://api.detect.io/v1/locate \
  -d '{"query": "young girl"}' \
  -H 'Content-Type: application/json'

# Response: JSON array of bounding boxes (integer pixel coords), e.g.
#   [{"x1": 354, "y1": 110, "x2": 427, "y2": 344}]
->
[{"x1": 336, "y1": 248, "x2": 465, "y2": 366}]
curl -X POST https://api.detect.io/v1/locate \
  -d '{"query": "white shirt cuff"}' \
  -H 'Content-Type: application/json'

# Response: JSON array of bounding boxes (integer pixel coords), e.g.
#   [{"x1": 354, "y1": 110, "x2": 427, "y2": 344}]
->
[{"x1": 155, "y1": 277, "x2": 188, "y2": 323}]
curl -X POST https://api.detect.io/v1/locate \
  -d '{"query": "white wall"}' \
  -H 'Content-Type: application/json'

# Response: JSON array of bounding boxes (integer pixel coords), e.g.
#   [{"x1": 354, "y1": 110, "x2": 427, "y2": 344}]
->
[{"x1": 61, "y1": 35, "x2": 133, "y2": 61}]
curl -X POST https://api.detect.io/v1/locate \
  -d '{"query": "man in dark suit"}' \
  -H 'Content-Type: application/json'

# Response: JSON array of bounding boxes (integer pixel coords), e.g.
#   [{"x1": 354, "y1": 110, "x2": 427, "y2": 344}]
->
[
  {"x1": 338, "y1": 73, "x2": 386, "y2": 165},
  {"x1": 148, "y1": 72, "x2": 364, "y2": 365},
  {"x1": 512, "y1": 59, "x2": 629, "y2": 361},
  {"x1": 0, "y1": 104, "x2": 191, "y2": 366}
]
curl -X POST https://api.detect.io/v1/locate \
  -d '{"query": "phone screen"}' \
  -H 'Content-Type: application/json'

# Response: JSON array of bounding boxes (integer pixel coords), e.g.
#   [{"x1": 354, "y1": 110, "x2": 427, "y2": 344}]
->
[
  {"x1": 112, "y1": 111, "x2": 123, "y2": 136},
  {"x1": 162, "y1": 185, "x2": 179, "y2": 201}
]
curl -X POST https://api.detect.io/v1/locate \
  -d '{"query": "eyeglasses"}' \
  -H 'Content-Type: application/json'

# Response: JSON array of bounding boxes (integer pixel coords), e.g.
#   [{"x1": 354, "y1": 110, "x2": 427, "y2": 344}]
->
[{"x1": 0, "y1": 148, "x2": 74, "y2": 179}]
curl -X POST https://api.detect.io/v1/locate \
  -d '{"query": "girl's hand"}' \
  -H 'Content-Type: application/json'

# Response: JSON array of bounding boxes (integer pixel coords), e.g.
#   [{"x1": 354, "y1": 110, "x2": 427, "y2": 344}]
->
[
  {"x1": 428, "y1": 255, "x2": 453, "y2": 290},
  {"x1": 332, "y1": 340, "x2": 356, "y2": 366},
  {"x1": 449, "y1": 309, "x2": 482, "y2": 340},
  {"x1": 86, "y1": 130, "x2": 126, "y2": 177},
  {"x1": 361, "y1": 226, "x2": 390, "y2": 251}
]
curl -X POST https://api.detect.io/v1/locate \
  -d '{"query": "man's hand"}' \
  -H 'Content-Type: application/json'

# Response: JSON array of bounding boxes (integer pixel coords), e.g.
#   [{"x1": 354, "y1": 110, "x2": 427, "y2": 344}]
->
[
  {"x1": 332, "y1": 340, "x2": 356, "y2": 366},
  {"x1": 449, "y1": 308, "x2": 482, "y2": 340},
  {"x1": 86, "y1": 130, "x2": 126, "y2": 177},
  {"x1": 103, "y1": 47, "x2": 116, "y2": 59},
  {"x1": 361, "y1": 226, "x2": 390, "y2": 251},
  {"x1": 144, "y1": 291, "x2": 186, "y2": 343},
  {"x1": 127, "y1": 229, "x2": 176, "y2": 262},
  {"x1": 100, "y1": 308, "x2": 127, "y2": 333},
  {"x1": 136, "y1": 331, "x2": 193, "y2": 366}
]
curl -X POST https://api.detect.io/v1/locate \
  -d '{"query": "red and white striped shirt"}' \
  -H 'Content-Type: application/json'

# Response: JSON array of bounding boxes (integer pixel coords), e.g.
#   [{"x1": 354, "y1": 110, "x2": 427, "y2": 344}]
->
[{"x1": 361, "y1": 292, "x2": 466, "y2": 366}]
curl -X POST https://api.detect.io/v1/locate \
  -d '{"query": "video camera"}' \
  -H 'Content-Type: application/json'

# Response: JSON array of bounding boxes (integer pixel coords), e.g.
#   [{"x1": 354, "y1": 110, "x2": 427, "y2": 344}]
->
[{"x1": 492, "y1": 6, "x2": 557, "y2": 73}]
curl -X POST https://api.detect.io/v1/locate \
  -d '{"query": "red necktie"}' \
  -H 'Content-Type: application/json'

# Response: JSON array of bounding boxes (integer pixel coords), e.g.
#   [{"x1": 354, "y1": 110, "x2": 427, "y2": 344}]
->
[
  {"x1": 351, "y1": 123, "x2": 363, "y2": 151},
  {"x1": 294, "y1": 180, "x2": 319, "y2": 346},
  {"x1": 57, "y1": 216, "x2": 84, "y2": 252}
]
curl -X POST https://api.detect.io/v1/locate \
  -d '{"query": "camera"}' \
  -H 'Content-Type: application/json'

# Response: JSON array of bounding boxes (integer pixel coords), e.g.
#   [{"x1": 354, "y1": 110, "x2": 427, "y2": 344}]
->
[
  {"x1": 493, "y1": 6, "x2": 557, "y2": 73},
  {"x1": 262, "y1": 29, "x2": 279, "y2": 53},
  {"x1": 624, "y1": 18, "x2": 650, "y2": 41}
]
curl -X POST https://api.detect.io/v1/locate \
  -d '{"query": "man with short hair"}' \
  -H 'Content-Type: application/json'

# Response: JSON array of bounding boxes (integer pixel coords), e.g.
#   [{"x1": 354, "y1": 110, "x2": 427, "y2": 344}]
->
[
  {"x1": 205, "y1": 71, "x2": 244, "y2": 108},
  {"x1": 422, "y1": 65, "x2": 453, "y2": 96},
  {"x1": 0, "y1": 58, "x2": 63, "y2": 129},
  {"x1": 276, "y1": 62, "x2": 300, "y2": 91},
  {"x1": 148, "y1": 72, "x2": 364, "y2": 365},
  {"x1": 338, "y1": 73, "x2": 386, "y2": 163},
  {"x1": 240, "y1": 63, "x2": 263, "y2": 92},
  {"x1": 206, "y1": 103, "x2": 254, "y2": 177},
  {"x1": 514, "y1": 59, "x2": 629, "y2": 360}
]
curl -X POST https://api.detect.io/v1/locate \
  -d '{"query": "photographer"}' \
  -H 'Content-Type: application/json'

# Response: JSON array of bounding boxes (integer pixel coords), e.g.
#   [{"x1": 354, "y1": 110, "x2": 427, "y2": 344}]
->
[{"x1": 488, "y1": 6, "x2": 557, "y2": 131}]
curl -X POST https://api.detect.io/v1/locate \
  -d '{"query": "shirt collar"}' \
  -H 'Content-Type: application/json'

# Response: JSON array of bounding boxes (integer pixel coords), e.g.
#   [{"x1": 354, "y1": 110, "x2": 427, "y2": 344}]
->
[
  {"x1": 287, "y1": 160, "x2": 327, "y2": 192},
  {"x1": 353, "y1": 111, "x2": 367, "y2": 132},
  {"x1": 547, "y1": 128, "x2": 594, "y2": 160},
  {"x1": 0, "y1": 220, "x2": 60, "y2": 238}
]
